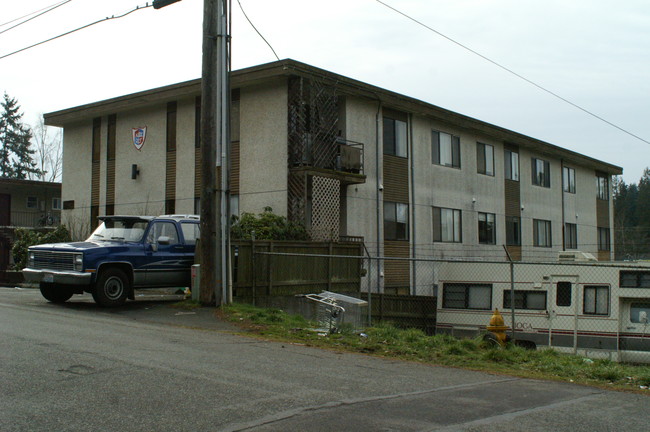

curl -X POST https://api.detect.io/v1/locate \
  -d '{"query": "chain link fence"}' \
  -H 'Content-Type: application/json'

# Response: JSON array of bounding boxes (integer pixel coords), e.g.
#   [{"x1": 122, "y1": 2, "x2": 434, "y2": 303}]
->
[{"x1": 231, "y1": 243, "x2": 650, "y2": 362}]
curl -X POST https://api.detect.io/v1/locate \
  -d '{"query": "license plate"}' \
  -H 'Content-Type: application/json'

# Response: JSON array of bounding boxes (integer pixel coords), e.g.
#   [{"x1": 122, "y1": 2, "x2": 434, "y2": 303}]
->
[{"x1": 43, "y1": 273, "x2": 54, "y2": 283}]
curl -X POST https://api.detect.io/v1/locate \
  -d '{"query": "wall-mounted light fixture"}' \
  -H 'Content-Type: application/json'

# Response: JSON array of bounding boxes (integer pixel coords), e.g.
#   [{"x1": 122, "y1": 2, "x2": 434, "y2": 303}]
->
[{"x1": 131, "y1": 164, "x2": 140, "y2": 180}]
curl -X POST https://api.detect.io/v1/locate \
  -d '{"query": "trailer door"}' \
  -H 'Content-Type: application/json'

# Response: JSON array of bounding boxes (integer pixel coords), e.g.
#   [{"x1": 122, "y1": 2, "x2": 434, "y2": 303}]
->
[
  {"x1": 548, "y1": 276, "x2": 579, "y2": 353},
  {"x1": 619, "y1": 300, "x2": 650, "y2": 362}
]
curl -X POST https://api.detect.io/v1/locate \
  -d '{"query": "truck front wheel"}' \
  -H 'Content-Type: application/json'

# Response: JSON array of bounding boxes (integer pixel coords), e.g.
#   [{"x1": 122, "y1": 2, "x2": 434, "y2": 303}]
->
[
  {"x1": 93, "y1": 268, "x2": 129, "y2": 307},
  {"x1": 40, "y1": 282, "x2": 74, "y2": 303}
]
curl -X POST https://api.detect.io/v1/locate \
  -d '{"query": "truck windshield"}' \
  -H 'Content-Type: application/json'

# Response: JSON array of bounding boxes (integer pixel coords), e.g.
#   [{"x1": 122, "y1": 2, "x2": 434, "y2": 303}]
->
[{"x1": 88, "y1": 219, "x2": 149, "y2": 242}]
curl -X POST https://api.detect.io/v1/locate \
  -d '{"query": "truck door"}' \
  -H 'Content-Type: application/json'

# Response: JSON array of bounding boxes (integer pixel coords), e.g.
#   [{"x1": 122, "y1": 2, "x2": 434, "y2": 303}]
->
[
  {"x1": 619, "y1": 300, "x2": 650, "y2": 362},
  {"x1": 144, "y1": 221, "x2": 187, "y2": 287},
  {"x1": 548, "y1": 276, "x2": 579, "y2": 353}
]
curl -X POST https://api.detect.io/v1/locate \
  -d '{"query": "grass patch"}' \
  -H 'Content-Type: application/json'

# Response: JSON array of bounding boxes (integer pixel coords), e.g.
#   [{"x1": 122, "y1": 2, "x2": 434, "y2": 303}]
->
[
  {"x1": 220, "y1": 302, "x2": 650, "y2": 393},
  {"x1": 170, "y1": 299, "x2": 202, "y2": 310}
]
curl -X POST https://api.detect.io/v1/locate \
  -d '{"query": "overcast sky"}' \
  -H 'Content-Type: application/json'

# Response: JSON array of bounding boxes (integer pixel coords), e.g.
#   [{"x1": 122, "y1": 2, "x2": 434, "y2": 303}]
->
[{"x1": 1, "y1": 0, "x2": 648, "y2": 183}]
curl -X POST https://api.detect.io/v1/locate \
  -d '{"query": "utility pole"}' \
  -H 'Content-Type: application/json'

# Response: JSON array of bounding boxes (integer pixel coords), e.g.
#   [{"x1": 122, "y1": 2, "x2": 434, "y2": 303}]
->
[{"x1": 199, "y1": 0, "x2": 230, "y2": 305}]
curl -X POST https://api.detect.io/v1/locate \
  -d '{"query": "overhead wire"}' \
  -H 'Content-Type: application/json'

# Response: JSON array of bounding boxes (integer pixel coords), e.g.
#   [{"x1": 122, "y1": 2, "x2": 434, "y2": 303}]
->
[
  {"x1": 0, "y1": 0, "x2": 73, "y2": 36},
  {"x1": 0, "y1": 1, "x2": 69, "y2": 28},
  {"x1": 235, "y1": 0, "x2": 279, "y2": 61},
  {"x1": 375, "y1": 0, "x2": 650, "y2": 146},
  {"x1": 0, "y1": 3, "x2": 152, "y2": 61}
]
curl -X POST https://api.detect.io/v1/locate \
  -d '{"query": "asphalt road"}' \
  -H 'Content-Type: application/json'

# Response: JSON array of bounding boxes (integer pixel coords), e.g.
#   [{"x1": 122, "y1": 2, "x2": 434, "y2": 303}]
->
[{"x1": 2, "y1": 287, "x2": 649, "y2": 432}]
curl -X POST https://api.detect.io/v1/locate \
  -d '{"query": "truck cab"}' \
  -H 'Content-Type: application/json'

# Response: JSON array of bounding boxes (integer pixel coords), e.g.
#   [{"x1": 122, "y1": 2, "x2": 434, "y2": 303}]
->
[{"x1": 23, "y1": 215, "x2": 200, "y2": 306}]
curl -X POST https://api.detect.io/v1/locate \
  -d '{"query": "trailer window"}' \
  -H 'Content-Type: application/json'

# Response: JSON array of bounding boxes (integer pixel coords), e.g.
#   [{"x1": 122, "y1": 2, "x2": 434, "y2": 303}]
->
[
  {"x1": 503, "y1": 290, "x2": 546, "y2": 310},
  {"x1": 620, "y1": 271, "x2": 650, "y2": 288},
  {"x1": 583, "y1": 285, "x2": 609, "y2": 316},
  {"x1": 631, "y1": 303, "x2": 650, "y2": 323},
  {"x1": 442, "y1": 284, "x2": 492, "y2": 310},
  {"x1": 556, "y1": 282, "x2": 572, "y2": 307}
]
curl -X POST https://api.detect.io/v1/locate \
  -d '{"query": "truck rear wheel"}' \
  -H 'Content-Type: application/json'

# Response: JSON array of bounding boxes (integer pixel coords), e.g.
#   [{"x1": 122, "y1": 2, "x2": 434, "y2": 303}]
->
[
  {"x1": 40, "y1": 282, "x2": 74, "y2": 303},
  {"x1": 93, "y1": 268, "x2": 129, "y2": 307}
]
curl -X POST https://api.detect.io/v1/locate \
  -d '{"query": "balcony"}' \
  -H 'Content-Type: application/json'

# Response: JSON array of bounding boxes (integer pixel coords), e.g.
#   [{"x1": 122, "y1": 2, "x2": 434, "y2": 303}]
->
[{"x1": 289, "y1": 136, "x2": 366, "y2": 185}]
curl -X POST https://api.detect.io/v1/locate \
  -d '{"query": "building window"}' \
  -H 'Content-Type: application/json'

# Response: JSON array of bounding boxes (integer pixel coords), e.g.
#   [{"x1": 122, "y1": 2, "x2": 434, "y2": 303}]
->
[
  {"x1": 432, "y1": 130, "x2": 460, "y2": 168},
  {"x1": 433, "y1": 207, "x2": 462, "y2": 243},
  {"x1": 564, "y1": 223, "x2": 577, "y2": 249},
  {"x1": 598, "y1": 227, "x2": 610, "y2": 251},
  {"x1": 620, "y1": 271, "x2": 650, "y2": 288},
  {"x1": 442, "y1": 283, "x2": 492, "y2": 310},
  {"x1": 596, "y1": 173, "x2": 609, "y2": 200},
  {"x1": 478, "y1": 212, "x2": 496, "y2": 244},
  {"x1": 556, "y1": 281, "x2": 572, "y2": 307},
  {"x1": 531, "y1": 158, "x2": 550, "y2": 187},
  {"x1": 476, "y1": 142, "x2": 494, "y2": 176},
  {"x1": 52, "y1": 197, "x2": 62, "y2": 210},
  {"x1": 533, "y1": 219, "x2": 552, "y2": 247},
  {"x1": 384, "y1": 202, "x2": 409, "y2": 241},
  {"x1": 26, "y1": 196, "x2": 38, "y2": 209},
  {"x1": 563, "y1": 166, "x2": 576, "y2": 193},
  {"x1": 504, "y1": 149, "x2": 519, "y2": 181},
  {"x1": 583, "y1": 285, "x2": 609, "y2": 315},
  {"x1": 503, "y1": 290, "x2": 547, "y2": 310},
  {"x1": 506, "y1": 216, "x2": 521, "y2": 246},
  {"x1": 383, "y1": 117, "x2": 407, "y2": 157}
]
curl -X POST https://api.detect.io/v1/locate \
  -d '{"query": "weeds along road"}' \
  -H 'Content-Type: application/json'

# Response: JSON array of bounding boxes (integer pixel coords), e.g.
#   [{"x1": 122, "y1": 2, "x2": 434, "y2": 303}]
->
[{"x1": 1, "y1": 287, "x2": 649, "y2": 432}]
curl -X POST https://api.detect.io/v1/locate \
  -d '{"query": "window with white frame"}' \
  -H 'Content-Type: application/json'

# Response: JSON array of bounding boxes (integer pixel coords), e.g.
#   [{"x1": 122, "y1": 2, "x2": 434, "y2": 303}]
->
[
  {"x1": 433, "y1": 207, "x2": 462, "y2": 243},
  {"x1": 563, "y1": 166, "x2": 576, "y2": 193},
  {"x1": 598, "y1": 227, "x2": 610, "y2": 251},
  {"x1": 478, "y1": 212, "x2": 496, "y2": 245},
  {"x1": 532, "y1": 158, "x2": 550, "y2": 187},
  {"x1": 596, "y1": 173, "x2": 609, "y2": 200},
  {"x1": 443, "y1": 283, "x2": 492, "y2": 309},
  {"x1": 583, "y1": 285, "x2": 609, "y2": 315},
  {"x1": 506, "y1": 216, "x2": 521, "y2": 246},
  {"x1": 533, "y1": 219, "x2": 552, "y2": 247},
  {"x1": 383, "y1": 117, "x2": 407, "y2": 158},
  {"x1": 384, "y1": 202, "x2": 409, "y2": 241},
  {"x1": 52, "y1": 197, "x2": 62, "y2": 210},
  {"x1": 432, "y1": 130, "x2": 460, "y2": 168},
  {"x1": 504, "y1": 149, "x2": 519, "y2": 181},
  {"x1": 26, "y1": 196, "x2": 38, "y2": 209},
  {"x1": 476, "y1": 142, "x2": 494, "y2": 176},
  {"x1": 564, "y1": 223, "x2": 577, "y2": 249}
]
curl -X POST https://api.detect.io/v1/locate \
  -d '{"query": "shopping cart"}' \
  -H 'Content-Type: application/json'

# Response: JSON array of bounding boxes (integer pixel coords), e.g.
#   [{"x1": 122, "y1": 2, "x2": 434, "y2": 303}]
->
[{"x1": 303, "y1": 291, "x2": 368, "y2": 334}]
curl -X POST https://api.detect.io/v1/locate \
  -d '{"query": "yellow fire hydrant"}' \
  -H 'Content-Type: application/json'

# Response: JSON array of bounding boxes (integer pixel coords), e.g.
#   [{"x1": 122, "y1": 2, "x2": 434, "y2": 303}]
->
[{"x1": 486, "y1": 309, "x2": 509, "y2": 346}]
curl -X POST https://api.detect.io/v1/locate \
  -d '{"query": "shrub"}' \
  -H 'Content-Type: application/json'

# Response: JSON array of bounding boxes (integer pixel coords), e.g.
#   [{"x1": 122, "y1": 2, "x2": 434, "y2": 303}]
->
[
  {"x1": 11, "y1": 226, "x2": 71, "y2": 270},
  {"x1": 230, "y1": 207, "x2": 309, "y2": 241}
]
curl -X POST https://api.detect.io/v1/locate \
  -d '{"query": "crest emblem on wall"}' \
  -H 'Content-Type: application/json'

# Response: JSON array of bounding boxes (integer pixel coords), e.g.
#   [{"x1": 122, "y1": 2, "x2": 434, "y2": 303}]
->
[{"x1": 132, "y1": 127, "x2": 147, "y2": 151}]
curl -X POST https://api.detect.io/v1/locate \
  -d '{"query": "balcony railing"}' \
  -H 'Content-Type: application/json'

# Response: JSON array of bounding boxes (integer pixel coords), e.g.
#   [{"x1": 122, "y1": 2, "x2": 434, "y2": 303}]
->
[
  {"x1": 290, "y1": 135, "x2": 364, "y2": 175},
  {"x1": 0, "y1": 211, "x2": 61, "y2": 228}
]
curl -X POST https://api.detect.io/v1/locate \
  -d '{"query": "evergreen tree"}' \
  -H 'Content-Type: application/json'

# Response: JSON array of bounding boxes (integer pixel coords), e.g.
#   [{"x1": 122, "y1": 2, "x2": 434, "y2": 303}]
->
[{"x1": 0, "y1": 93, "x2": 36, "y2": 179}]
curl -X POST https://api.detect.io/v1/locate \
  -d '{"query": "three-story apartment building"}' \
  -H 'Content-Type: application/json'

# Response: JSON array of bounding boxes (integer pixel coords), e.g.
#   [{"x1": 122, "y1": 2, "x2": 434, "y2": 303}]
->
[{"x1": 44, "y1": 59, "x2": 621, "y2": 294}]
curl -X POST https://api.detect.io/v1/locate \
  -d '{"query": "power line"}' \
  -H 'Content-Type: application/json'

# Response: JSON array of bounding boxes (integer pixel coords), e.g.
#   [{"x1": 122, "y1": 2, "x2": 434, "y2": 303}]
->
[
  {"x1": 375, "y1": 0, "x2": 650, "y2": 146},
  {"x1": 235, "y1": 0, "x2": 279, "y2": 61},
  {"x1": 0, "y1": 3, "x2": 152, "y2": 61},
  {"x1": 0, "y1": 0, "x2": 73, "y2": 36},
  {"x1": 0, "y1": 1, "x2": 69, "y2": 28}
]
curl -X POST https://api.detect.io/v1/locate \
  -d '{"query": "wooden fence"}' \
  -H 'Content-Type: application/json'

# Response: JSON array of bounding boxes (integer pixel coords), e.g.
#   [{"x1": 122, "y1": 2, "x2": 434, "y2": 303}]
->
[
  {"x1": 231, "y1": 240, "x2": 364, "y2": 301},
  {"x1": 230, "y1": 241, "x2": 437, "y2": 333}
]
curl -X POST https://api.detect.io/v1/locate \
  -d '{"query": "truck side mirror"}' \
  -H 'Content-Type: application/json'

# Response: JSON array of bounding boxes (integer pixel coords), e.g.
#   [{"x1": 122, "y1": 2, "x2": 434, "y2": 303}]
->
[{"x1": 157, "y1": 236, "x2": 171, "y2": 245}]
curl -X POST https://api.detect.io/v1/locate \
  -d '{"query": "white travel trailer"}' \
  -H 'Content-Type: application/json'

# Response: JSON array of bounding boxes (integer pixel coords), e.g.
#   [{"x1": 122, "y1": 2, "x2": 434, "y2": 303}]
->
[{"x1": 435, "y1": 258, "x2": 650, "y2": 363}]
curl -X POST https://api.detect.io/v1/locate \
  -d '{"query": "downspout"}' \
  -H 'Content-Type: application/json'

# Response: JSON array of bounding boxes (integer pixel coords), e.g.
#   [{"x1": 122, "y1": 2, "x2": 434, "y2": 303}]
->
[
  {"x1": 409, "y1": 113, "x2": 416, "y2": 295},
  {"x1": 556, "y1": 159, "x2": 560, "y2": 253},
  {"x1": 376, "y1": 100, "x2": 383, "y2": 295}
]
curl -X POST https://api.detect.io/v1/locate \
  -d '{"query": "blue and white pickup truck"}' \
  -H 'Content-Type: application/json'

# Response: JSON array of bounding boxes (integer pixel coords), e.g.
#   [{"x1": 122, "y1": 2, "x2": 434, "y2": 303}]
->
[{"x1": 23, "y1": 215, "x2": 200, "y2": 307}]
